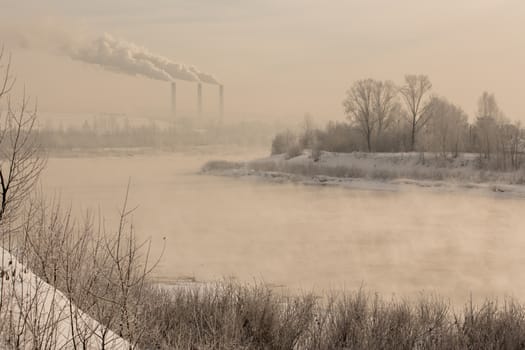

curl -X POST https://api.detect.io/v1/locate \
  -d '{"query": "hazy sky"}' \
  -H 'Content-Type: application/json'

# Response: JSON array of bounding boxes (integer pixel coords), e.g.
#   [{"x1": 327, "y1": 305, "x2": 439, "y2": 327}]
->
[{"x1": 0, "y1": 0, "x2": 524, "y2": 123}]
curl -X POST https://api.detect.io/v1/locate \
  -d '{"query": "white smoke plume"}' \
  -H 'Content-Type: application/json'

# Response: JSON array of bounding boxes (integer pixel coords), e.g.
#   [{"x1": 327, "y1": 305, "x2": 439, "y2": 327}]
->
[
  {"x1": 69, "y1": 33, "x2": 220, "y2": 85},
  {"x1": 0, "y1": 21, "x2": 221, "y2": 84}
]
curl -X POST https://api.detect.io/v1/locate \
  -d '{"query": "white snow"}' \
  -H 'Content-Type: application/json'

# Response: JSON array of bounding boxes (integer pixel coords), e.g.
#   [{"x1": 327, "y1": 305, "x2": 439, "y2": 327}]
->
[{"x1": 0, "y1": 248, "x2": 130, "y2": 349}]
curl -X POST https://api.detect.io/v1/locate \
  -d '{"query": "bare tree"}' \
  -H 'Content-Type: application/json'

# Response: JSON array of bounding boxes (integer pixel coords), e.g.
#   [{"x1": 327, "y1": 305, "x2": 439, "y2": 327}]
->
[
  {"x1": 372, "y1": 80, "x2": 400, "y2": 150},
  {"x1": 343, "y1": 79, "x2": 376, "y2": 152},
  {"x1": 344, "y1": 79, "x2": 401, "y2": 152},
  {"x1": 0, "y1": 47, "x2": 46, "y2": 229},
  {"x1": 476, "y1": 91, "x2": 502, "y2": 121},
  {"x1": 423, "y1": 97, "x2": 468, "y2": 157},
  {"x1": 15, "y1": 189, "x2": 160, "y2": 348},
  {"x1": 474, "y1": 92, "x2": 503, "y2": 161},
  {"x1": 504, "y1": 121, "x2": 523, "y2": 170},
  {"x1": 399, "y1": 74, "x2": 433, "y2": 151}
]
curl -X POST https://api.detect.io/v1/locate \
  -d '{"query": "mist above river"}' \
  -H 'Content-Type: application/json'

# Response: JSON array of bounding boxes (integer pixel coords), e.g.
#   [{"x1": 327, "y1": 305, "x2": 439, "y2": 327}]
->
[{"x1": 39, "y1": 149, "x2": 525, "y2": 306}]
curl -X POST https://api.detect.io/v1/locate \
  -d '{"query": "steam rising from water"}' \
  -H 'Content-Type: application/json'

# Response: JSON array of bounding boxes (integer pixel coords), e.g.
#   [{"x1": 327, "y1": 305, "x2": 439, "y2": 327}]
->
[
  {"x1": 68, "y1": 33, "x2": 220, "y2": 84},
  {"x1": 41, "y1": 151, "x2": 525, "y2": 307}
]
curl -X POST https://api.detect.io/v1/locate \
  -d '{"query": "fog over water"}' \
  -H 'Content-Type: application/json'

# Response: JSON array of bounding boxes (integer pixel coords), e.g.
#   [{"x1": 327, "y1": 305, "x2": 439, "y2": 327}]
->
[{"x1": 41, "y1": 149, "x2": 525, "y2": 306}]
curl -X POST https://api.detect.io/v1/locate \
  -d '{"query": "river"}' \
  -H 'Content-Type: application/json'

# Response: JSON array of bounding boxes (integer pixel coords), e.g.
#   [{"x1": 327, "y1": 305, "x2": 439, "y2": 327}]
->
[{"x1": 41, "y1": 148, "x2": 525, "y2": 305}]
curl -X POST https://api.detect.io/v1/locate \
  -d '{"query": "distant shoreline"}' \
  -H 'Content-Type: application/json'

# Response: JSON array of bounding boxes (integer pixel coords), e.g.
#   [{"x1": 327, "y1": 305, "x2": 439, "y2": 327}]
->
[
  {"x1": 202, "y1": 151, "x2": 525, "y2": 197},
  {"x1": 43, "y1": 145, "x2": 265, "y2": 158},
  {"x1": 44, "y1": 146, "x2": 160, "y2": 158}
]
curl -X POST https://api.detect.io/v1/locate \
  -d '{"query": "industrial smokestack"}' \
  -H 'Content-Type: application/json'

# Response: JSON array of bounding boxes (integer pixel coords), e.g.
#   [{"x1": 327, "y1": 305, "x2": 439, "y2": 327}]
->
[
  {"x1": 197, "y1": 83, "x2": 203, "y2": 117},
  {"x1": 171, "y1": 82, "x2": 176, "y2": 118},
  {"x1": 219, "y1": 85, "x2": 224, "y2": 121}
]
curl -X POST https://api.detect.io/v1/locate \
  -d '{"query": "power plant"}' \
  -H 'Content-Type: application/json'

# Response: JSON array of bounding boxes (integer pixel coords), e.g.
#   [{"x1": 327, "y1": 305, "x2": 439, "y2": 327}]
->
[
  {"x1": 170, "y1": 81, "x2": 224, "y2": 121},
  {"x1": 68, "y1": 33, "x2": 224, "y2": 121},
  {"x1": 171, "y1": 82, "x2": 177, "y2": 118},
  {"x1": 197, "y1": 83, "x2": 202, "y2": 117},
  {"x1": 219, "y1": 84, "x2": 224, "y2": 121}
]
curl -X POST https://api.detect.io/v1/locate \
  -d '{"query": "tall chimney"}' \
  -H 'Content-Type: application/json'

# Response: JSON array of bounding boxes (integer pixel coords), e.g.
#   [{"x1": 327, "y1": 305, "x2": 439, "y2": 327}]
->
[
  {"x1": 219, "y1": 85, "x2": 224, "y2": 121},
  {"x1": 171, "y1": 82, "x2": 176, "y2": 118},
  {"x1": 197, "y1": 83, "x2": 203, "y2": 117}
]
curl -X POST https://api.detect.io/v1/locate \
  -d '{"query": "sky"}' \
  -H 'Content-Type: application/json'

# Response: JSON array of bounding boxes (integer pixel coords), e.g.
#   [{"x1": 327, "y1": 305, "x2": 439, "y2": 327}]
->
[{"x1": 0, "y1": 0, "x2": 524, "y2": 123}]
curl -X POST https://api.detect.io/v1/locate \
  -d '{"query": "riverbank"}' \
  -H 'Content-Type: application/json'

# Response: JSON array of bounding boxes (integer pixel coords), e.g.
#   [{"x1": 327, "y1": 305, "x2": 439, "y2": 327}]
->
[
  {"x1": 202, "y1": 151, "x2": 525, "y2": 196},
  {"x1": 0, "y1": 248, "x2": 129, "y2": 349}
]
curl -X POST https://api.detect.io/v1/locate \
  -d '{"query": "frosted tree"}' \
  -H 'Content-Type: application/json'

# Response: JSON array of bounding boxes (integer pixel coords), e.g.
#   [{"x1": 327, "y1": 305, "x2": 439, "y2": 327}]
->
[
  {"x1": 372, "y1": 80, "x2": 401, "y2": 150},
  {"x1": 399, "y1": 74, "x2": 433, "y2": 151},
  {"x1": 423, "y1": 97, "x2": 468, "y2": 157},
  {"x1": 344, "y1": 79, "x2": 400, "y2": 152},
  {"x1": 474, "y1": 92, "x2": 503, "y2": 161}
]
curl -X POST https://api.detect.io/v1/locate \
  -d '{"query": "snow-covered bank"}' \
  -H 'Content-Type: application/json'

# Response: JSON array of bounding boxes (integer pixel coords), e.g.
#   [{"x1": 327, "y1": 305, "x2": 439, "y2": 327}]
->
[
  {"x1": 202, "y1": 151, "x2": 525, "y2": 196},
  {"x1": 0, "y1": 248, "x2": 129, "y2": 349}
]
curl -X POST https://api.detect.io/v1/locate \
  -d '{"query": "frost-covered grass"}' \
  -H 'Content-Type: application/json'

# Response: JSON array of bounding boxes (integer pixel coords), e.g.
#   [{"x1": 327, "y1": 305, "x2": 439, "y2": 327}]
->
[
  {"x1": 5, "y1": 257, "x2": 525, "y2": 349},
  {"x1": 202, "y1": 151, "x2": 525, "y2": 188},
  {"x1": 249, "y1": 151, "x2": 525, "y2": 184},
  {"x1": 138, "y1": 281, "x2": 525, "y2": 350}
]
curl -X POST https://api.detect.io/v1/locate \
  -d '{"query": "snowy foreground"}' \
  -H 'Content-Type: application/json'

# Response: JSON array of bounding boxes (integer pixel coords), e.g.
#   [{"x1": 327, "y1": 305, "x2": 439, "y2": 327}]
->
[
  {"x1": 0, "y1": 248, "x2": 129, "y2": 349},
  {"x1": 203, "y1": 151, "x2": 525, "y2": 196}
]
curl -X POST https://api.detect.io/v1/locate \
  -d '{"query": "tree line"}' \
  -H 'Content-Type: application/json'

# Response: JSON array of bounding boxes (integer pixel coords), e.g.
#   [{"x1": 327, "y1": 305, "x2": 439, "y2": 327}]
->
[
  {"x1": 272, "y1": 75, "x2": 524, "y2": 171},
  {"x1": 36, "y1": 118, "x2": 282, "y2": 150}
]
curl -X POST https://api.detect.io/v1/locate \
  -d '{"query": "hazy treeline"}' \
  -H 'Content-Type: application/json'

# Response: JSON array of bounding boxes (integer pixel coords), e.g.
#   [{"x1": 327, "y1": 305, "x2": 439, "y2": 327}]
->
[
  {"x1": 37, "y1": 117, "x2": 285, "y2": 150},
  {"x1": 273, "y1": 75, "x2": 524, "y2": 171}
]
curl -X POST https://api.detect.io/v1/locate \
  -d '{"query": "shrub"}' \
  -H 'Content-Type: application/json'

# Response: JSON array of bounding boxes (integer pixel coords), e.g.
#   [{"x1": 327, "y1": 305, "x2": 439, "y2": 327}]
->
[
  {"x1": 201, "y1": 160, "x2": 243, "y2": 172},
  {"x1": 272, "y1": 130, "x2": 302, "y2": 156},
  {"x1": 285, "y1": 142, "x2": 303, "y2": 159},
  {"x1": 134, "y1": 284, "x2": 525, "y2": 350},
  {"x1": 10, "y1": 192, "x2": 160, "y2": 349},
  {"x1": 139, "y1": 282, "x2": 316, "y2": 349}
]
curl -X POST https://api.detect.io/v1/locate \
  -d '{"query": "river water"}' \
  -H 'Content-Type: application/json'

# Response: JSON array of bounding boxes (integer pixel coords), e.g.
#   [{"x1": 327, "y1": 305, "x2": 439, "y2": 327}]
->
[{"x1": 41, "y1": 149, "x2": 525, "y2": 305}]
